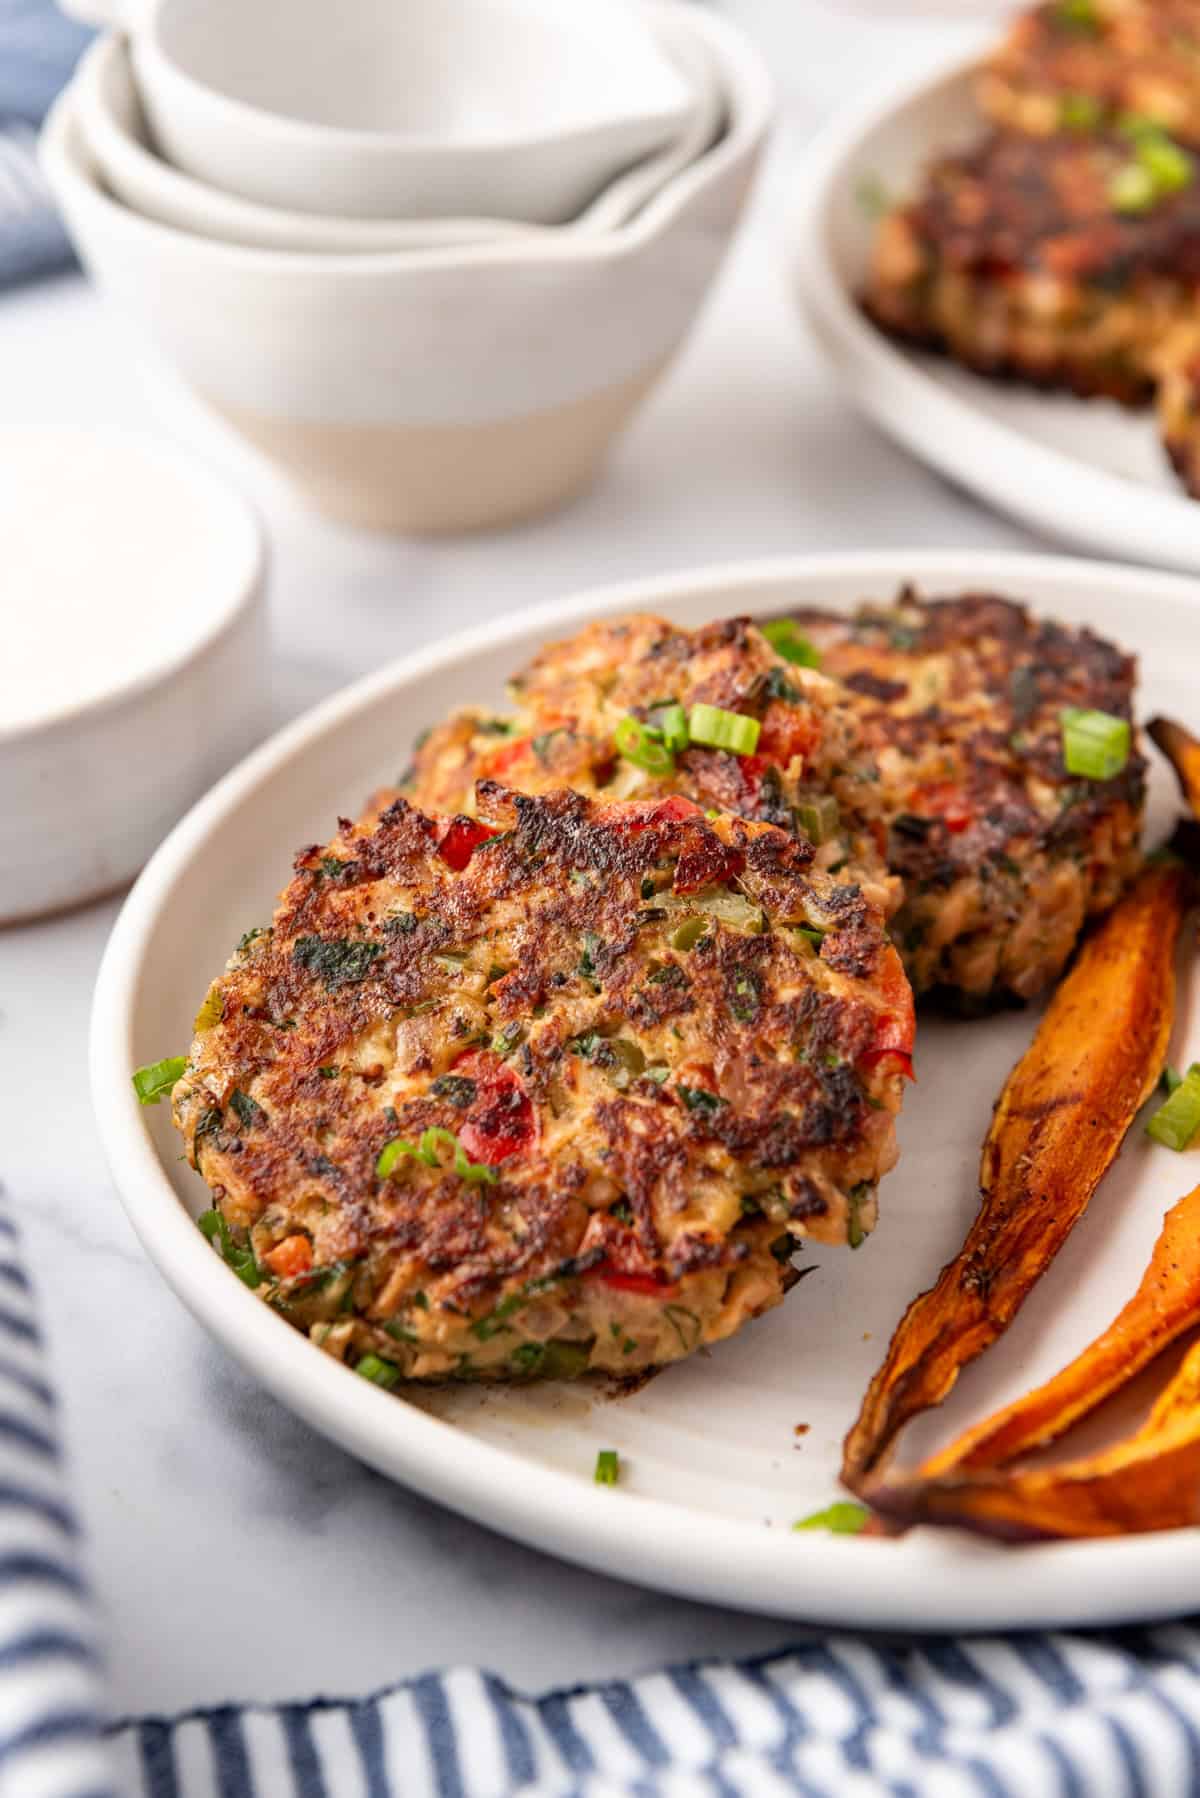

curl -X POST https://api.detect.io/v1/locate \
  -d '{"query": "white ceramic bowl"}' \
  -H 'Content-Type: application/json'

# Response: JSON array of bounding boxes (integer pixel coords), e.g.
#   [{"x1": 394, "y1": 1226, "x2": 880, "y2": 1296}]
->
[
  {"x1": 43, "y1": 4, "x2": 770, "y2": 536},
  {"x1": 0, "y1": 429, "x2": 265, "y2": 925},
  {"x1": 75, "y1": 18, "x2": 723, "y2": 255},
  {"x1": 90, "y1": 548, "x2": 1200, "y2": 1630},
  {"x1": 132, "y1": 0, "x2": 694, "y2": 223},
  {"x1": 75, "y1": 35, "x2": 535, "y2": 254}
]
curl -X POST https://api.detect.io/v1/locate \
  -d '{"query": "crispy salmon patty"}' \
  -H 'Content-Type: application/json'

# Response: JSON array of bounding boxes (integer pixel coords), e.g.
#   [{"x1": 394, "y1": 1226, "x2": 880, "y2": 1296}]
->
[
  {"x1": 781, "y1": 590, "x2": 1146, "y2": 1002},
  {"x1": 401, "y1": 613, "x2": 900, "y2": 920},
  {"x1": 174, "y1": 786, "x2": 912, "y2": 1383},
  {"x1": 979, "y1": 1, "x2": 1200, "y2": 147}
]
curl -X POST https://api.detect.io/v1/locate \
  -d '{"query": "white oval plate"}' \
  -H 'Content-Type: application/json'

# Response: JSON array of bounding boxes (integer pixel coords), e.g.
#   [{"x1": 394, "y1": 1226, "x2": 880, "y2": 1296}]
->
[
  {"x1": 91, "y1": 551, "x2": 1200, "y2": 1630},
  {"x1": 794, "y1": 50, "x2": 1200, "y2": 578}
]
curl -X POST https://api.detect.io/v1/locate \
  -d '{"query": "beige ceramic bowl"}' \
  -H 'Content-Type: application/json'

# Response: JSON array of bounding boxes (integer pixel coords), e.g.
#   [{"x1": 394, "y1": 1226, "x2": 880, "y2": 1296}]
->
[{"x1": 44, "y1": 4, "x2": 769, "y2": 535}]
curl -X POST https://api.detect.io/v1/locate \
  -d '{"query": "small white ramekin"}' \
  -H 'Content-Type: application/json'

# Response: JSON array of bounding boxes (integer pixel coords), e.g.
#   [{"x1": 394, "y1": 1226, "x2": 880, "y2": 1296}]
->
[{"x1": 0, "y1": 430, "x2": 266, "y2": 925}]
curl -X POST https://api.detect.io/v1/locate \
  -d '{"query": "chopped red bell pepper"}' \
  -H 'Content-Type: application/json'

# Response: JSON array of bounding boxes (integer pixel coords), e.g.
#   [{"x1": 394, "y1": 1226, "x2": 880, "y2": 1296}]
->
[
  {"x1": 454, "y1": 1049, "x2": 537, "y2": 1165},
  {"x1": 861, "y1": 945, "x2": 916, "y2": 1081},
  {"x1": 437, "y1": 816, "x2": 497, "y2": 871},
  {"x1": 910, "y1": 783, "x2": 973, "y2": 834}
]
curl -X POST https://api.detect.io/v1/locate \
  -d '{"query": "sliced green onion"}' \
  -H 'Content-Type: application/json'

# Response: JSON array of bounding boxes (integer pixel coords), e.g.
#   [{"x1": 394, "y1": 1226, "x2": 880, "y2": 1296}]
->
[
  {"x1": 796, "y1": 795, "x2": 841, "y2": 847},
  {"x1": 614, "y1": 715, "x2": 674, "y2": 776},
  {"x1": 671, "y1": 916, "x2": 707, "y2": 951},
  {"x1": 132, "y1": 1056, "x2": 187, "y2": 1105},
  {"x1": 1109, "y1": 162, "x2": 1158, "y2": 213},
  {"x1": 1061, "y1": 707, "x2": 1131, "y2": 779},
  {"x1": 594, "y1": 1449, "x2": 620, "y2": 1486},
  {"x1": 376, "y1": 1137, "x2": 418, "y2": 1178},
  {"x1": 1054, "y1": 0, "x2": 1098, "y2": 29},
  {"x1": 1163, "y1": 1065, "x2": 1184, "y2": 1094},
  {"x1": 762, "y1": 618, "x2": 822, "y2": 669},
  {"x1": 197, "y1": 1209, "x2": 261, "y2": 1288},
  {"x1": 687, "y1": 704, "x2": 761, "y2": 756},
  {"x1": 794, "y1": 925, "x2": 826, "y2": 950},
  {"x1": 356, "y1": 1352, "x2": 402, "y2": 1390},
  {"x1": 650, "y1": 703, "x2": 689, "y2": 752},
  {"x1": 696, "y1": 891, "x2": 765, "y2": 934},
  {"x1": 1117, "y1": 111, "x2": 1165, "y2": 142},
  {"x1": 792, "y1": 1501, "x2": 869, "y2": 1535},
  {"x1": 1058, "y1": 91, "x2": 1103, "y2": 132},
  {"x1": 541, "y1": 1340, "x2": 591, "y2": 1379},
  {"x1": 377, "y1": 1127, "x2": 498, "y2": 1185},
  {"x1": 1147, "y1": 1070, "x2": 1200, "y2": 1151},
  {"x1": 1135, "y1": 132, "x2": 1193, "y2": 194}
]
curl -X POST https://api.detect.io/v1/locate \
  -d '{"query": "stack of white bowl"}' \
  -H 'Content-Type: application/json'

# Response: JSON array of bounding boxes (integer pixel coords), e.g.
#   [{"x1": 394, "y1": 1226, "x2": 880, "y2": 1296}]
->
[{"x1": 44, "y1": 0, "x2": 772, "y2": 534}]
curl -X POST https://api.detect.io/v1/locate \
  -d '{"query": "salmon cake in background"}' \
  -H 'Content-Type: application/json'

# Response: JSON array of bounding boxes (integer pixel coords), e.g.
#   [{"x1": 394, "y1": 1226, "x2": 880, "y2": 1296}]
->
[
  {"x1": 978, "y1": 0, "x2": 1200, "y2": 146},
  {"x1": 864, "y1": 125, "x2": 1200, "y2": 414},
  {"x1": 173, "y1": 783, "x2": 914, "y2": 1386},
  {"x1": 400, "y1": 613, "x2": 902, "y2": 922},
  {"x1": 784, "y1": 590, "x2": 1146, "y2": 1003}
]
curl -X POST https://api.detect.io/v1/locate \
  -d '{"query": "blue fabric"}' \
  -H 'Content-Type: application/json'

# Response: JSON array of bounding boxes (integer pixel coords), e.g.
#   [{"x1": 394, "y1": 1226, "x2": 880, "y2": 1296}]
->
[
  {"x1": 5, "y1": 1162, "x2": 1200, "y2": 1794},
  {"x1": 0, "y1": 1, "x2": 93, "y2": 288}
]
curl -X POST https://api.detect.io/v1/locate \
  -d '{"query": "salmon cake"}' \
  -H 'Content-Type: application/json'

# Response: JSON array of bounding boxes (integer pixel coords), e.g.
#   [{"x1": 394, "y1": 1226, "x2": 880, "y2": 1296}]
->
[
  {"x1": 172, "y1": 784, "x2": 913, "y2": 1385},
  {"x1": 778, "y1": 590, "x2": 1146, "y2": 1002},
  {"x1": 400, "y1": 614, "x2": 901, "y2": 920},
  {"x1": 979, "y1": 1, "x2": 1200, "y2": 147},
  {"x1": 865, "y1": 125, "x2": 1200, "y2": 408}
]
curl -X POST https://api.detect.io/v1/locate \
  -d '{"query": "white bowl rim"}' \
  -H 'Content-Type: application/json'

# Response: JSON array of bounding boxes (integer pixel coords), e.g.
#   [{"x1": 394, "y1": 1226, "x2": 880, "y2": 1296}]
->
[
  {"x1": 137, "y1": 0, "x2": 692, "y2": 156},
  {"x1": 790, "y1": 38, "x2": 1200, "y2": 576},
  {"x1": 91, "y1": 547, "x2": 1200, "y2": 1632},
  {"x1": 0, "y1": 430, "x2": 264, "y2": 748},
  {"x1": 74, "y1": 35, "x2": 542, "y2": 247},
  {"x1": 45, "y1": 3, "x2": 771, "y2": 276}
]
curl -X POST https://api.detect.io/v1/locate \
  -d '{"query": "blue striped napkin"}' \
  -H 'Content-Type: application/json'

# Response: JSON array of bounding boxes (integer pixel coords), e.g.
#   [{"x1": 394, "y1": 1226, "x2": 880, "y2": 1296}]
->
[
  {"x1": 0, "y1": 0, "x2": 92, "y2": 287},
  {"x1": 3, "y1": 1152, "x2": 1200, "y2": 1798}
]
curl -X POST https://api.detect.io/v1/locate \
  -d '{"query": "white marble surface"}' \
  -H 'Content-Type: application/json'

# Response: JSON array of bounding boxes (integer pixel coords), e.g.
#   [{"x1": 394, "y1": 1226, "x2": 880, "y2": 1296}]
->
[{"x1": 0, "y1": 3, "x2": 1048, "y2": 1723}]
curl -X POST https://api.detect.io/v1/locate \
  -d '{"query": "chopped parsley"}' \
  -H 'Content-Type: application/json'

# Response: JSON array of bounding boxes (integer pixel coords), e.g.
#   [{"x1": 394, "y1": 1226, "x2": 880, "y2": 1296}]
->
[
  {"x1": 229, "y1": 1088, "x2": 265, "y2": 1131},
  {"x1": 677, "y1": 1085, "x2": 723, "y2": 1116},
  {"x1": 198, "y1": 1209, "x2": 261, "y2": 1287},
  {"x1": 292, "y1": 936, "x2": 382, "y2": 988}
]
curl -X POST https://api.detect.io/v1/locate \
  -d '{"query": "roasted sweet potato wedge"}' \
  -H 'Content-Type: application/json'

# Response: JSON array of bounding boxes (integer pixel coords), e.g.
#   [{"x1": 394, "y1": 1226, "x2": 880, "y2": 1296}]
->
[
  {"x1": 919, "y1": 1184, "x2": 1200, "y2": 1479},
  {"x1": 1150, "y1": 717, "x2": 1200, "y2": 820},
  {"x1": 843, "y1": 861, "x2": 1191, "y2": 1491},
  {"x1": 862, "y1": 1337, "x2": 1200, "y2": 1541}
]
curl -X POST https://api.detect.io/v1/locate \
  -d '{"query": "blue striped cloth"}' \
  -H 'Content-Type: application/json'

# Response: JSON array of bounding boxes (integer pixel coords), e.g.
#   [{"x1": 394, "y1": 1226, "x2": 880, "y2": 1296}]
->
[
  {"x1": 4, "y1": 1130, "x2": 1200, "y2": 1798},
  {"x1": 0, "y1": 1, "x2": 93, "y2": 287}
]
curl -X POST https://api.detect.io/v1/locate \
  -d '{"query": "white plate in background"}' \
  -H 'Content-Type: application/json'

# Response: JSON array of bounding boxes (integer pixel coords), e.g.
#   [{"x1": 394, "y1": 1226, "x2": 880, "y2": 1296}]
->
[
  {"x1": 794, "y1": 52, "x2": 1200, "y2": 577},
  {"x1": 92, "y1": 551, "x2": 1200, "y2": 1630}
]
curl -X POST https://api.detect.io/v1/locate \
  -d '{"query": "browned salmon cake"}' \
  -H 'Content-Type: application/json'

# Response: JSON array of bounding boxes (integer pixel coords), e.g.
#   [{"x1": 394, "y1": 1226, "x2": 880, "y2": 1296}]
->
[
  {"x1": 979, "y1": 1, "x2": 1200, "y2": 146},
  {"x1": 172, "y1": 784, "x2": 914, "y2": 1384},
  {"x1": 400, "y1": 613, "x2": 900, "y2": 920},
  {"x1": 865, "y1": 126, "x2": 1200, "y2": 407},
  {"x1": 779, "y1": 590, "x2": 1146, "y2": 1002}
]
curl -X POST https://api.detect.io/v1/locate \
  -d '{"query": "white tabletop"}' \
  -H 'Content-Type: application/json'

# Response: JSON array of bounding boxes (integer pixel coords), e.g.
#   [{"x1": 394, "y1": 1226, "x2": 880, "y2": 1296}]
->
[{"x1": 0, "y1": 4, "x2": 1044, "y2": 1720}]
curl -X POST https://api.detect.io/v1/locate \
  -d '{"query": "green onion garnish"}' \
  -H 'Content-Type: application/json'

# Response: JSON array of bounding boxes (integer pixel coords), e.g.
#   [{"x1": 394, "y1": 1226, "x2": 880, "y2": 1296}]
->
[
  {"x1": 650, "y1": 703, "x2": 689, "y2": 752},
  {"x1": 793, "y1": 1501, "x2": 869, "y2": 1535},
  {"x1": 594, "y1": 1449, "x2": 620, "y2": 1485},
  {"x1": 1061, "y1": 707, "x2": 1131, "y2": 780},
  {"x1": 376, "y1": 1126, "x2": 498, "y2": 1184},
  {"x1": 1163, "y1": 1065, "x2": 1184, "y2": 1094},
  {"x1": 762, "y1": 619, "x2": 822, "y2": 669},
  {"x1": 687, "y1": 704, "x2": 761, "y2": 756},
  {"x1": 614, "y1": 715, "x2": 675, "y2": 776},
  {"x1": 356, "y1": 1353, "x2": 402, "y2": 1390},
  {"x1": 1147, "y1": 1065, "x2": 1200, "y2": 1151},
  {"x1": 132, "y1": 1056, "x2": 187, "y2": 1105},
  {"x1": 1135, "y1": 133, "x2": 1192, "y2": 195},
  {"x1": 671, "y1": 916, "x2": 707, "y2": 952},
  {"x1": 796, "y1": 795, "x2": 840, "y2": 847},
  {"x1": 1058, "y1": 91, "x2": 1103, "y2": 132},
  {"x1": 197, "y1": 1209, "x2": 261, "y2": 1287},
  {"x1": 1054, "y1": 0, "x2": 1098, "y2": 30}
]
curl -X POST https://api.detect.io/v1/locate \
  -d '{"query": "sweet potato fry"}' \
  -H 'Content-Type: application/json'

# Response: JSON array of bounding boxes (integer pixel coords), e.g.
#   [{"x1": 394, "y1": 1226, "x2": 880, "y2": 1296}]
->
[
  {"x1": 862, "y1": 1338, "x2": 1200, "y2": 1541},
  {"x1": 1149, "y1": 717, "x2": 1200, "y2": 820},
  {"x1": 843, "y1": 861, "x2": 1191, "y2": 1491},
  {"x1": 919, "y1": 1184, "x2": 1200, "y2": 1479}
]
